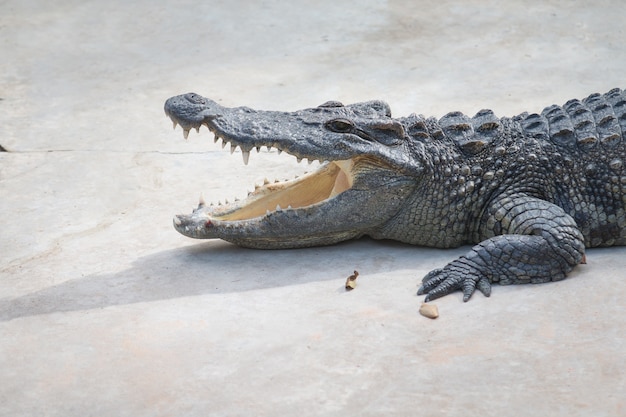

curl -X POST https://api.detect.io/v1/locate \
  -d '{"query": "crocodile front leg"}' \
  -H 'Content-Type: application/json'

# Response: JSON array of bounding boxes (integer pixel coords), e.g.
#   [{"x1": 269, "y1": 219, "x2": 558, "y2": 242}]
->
[{"x1": 417, "y1": 194, "x2": 586, "y2": 302}]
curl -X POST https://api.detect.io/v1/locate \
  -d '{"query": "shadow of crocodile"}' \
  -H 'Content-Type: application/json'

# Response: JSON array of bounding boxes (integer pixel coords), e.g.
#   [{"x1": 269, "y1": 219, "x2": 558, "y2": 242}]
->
[{"x1": 0, "y1": 238, "x2": 463, "y2": 322}]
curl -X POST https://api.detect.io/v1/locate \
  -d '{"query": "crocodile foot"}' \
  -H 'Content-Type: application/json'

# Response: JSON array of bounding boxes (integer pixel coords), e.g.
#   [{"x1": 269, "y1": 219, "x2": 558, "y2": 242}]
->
[{"x1": 417, "y1": 263, "x2": 492, "y2": 302}]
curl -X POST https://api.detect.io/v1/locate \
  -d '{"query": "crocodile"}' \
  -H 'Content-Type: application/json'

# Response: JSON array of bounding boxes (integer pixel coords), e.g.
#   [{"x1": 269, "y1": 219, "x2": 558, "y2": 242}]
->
[{"x1": 164, "y1": 88, "x2": 626, "y2": 302}]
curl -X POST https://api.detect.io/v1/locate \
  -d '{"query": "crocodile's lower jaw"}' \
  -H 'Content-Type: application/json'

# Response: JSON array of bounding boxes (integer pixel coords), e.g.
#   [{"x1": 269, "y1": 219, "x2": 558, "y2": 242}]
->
[{"x1": 173, "y1": 158, "x2": 357, "y2": 245}]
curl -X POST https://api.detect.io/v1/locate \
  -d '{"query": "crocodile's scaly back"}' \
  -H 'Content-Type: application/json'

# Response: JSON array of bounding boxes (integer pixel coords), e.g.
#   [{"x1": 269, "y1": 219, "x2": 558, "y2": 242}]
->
[
  {"x1": 376, "y1": 88, "x2": 626, "y2": 250},
  {"x1": 521, "y1": 88, "x2": 626, "y2": 247},
  {"x1": 518, "y1": 88, "x2": 626, "y2": 150},
  {"x1": 164, "y1": 88, "x2": 626, "y2": 302}
]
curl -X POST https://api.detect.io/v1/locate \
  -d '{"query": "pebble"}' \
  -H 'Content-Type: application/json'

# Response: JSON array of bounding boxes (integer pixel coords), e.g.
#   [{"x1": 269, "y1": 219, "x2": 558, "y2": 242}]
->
[{"x1": 419, "y1": 303, "x2": 439, "y2": 319}]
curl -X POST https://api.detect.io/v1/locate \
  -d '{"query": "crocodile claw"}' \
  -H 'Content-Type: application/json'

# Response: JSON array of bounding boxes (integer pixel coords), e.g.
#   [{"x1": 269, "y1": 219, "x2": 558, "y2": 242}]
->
[{"x1": 418, "y1": 265, "x2": 491, "y2": 302}]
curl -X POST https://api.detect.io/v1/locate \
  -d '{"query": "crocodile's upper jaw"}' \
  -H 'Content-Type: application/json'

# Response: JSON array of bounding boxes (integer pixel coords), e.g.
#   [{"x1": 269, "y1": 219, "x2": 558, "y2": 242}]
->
[{"x1": 164, "y1": 93, "x2": 415, "y2": 248}]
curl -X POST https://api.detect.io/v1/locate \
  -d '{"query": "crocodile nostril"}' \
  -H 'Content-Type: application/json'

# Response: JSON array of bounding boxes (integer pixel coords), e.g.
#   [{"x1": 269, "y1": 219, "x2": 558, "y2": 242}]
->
[{"x1": 185, "y1": 93, "x2": 206, "y2": 105}]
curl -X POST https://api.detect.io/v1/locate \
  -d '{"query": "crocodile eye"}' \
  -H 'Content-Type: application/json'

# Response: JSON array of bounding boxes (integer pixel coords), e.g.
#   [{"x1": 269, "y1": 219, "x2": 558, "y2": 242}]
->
[{"x1": 325, "y1": 119, "x2": 354, "y2": 133}]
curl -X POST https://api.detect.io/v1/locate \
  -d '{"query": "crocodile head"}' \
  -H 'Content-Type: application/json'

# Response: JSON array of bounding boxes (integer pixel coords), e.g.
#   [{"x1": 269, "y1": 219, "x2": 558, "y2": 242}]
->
[{"x1": 164, "y1": 93, "x2": 424, "y2": 248}]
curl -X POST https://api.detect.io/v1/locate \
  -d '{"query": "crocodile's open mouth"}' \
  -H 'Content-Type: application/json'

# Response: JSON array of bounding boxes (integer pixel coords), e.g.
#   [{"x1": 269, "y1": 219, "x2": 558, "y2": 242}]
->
[
  {"x1": 170, "y1": 123, "x2": 359, "y2": 244},
  {"x1": 200, "y1": 156, "x2": 355, "y2": 222}
]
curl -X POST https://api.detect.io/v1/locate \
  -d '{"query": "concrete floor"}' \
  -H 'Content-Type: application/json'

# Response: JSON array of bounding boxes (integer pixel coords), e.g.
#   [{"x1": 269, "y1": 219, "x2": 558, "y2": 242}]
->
[{"x1": 1, "y1": 1, "x2": 625, "y2": 416}]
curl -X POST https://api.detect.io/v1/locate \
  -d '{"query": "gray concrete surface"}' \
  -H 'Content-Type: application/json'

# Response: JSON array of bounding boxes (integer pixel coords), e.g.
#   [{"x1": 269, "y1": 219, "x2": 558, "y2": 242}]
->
[{"x1": 1, "y1": 1, "x2": 625, "y2": 416}]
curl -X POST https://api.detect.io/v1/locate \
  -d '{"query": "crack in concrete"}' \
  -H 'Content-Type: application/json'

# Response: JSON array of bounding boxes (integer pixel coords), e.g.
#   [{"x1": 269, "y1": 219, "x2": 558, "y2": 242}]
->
[{"x1": 0, "y1": 149, "x2": 210, "y2": 155}]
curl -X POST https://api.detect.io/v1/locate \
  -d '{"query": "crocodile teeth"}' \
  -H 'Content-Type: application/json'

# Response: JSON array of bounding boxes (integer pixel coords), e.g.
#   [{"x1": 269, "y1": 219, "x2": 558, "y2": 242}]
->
[
  {"x1": 242, "y1": 150, "x2": 250, "y2": 165},
  {"x1": 221, "y1": 140, "x2": 227, "y2": 149},
  {"x1": 277, "y1": 149, "x2": 283, "y2": 155},
  {"x1": 198, "y1": 194, "x2": 206, "y2": 207},
  {"x1": 183, "y1": 129, "x2": 190, "y2": 140},
  {"x1": 230, "y1": 143, "x2": 237, "y2": 154},
  {"x1": 172, "y1": 120, "x2": 178, "y2": 130}
]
